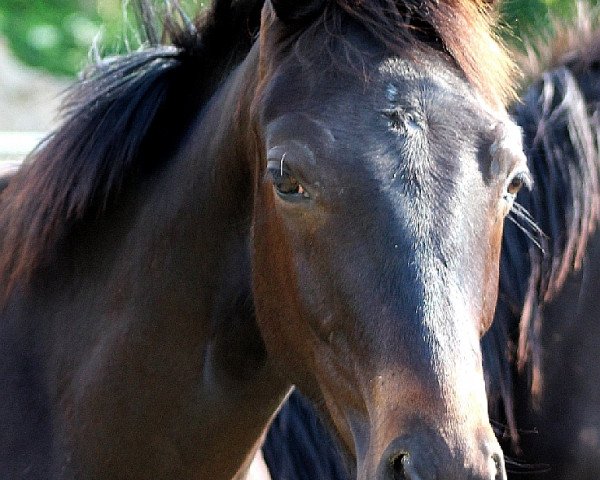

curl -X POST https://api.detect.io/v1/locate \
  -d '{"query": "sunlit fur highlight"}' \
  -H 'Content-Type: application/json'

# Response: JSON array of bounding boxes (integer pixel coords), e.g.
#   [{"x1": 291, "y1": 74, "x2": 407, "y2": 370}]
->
[
  {"x1": 334, "y1": 0, "x2": 517, "y2": 109},
  {"x1": 0, "y1": 0, "x2": 515, "y2": 302}
]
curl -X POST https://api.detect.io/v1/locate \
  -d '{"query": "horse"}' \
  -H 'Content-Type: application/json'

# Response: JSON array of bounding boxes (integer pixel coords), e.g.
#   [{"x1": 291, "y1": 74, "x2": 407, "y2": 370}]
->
[
  {"x1": 262, "y1": 8, "x2": 600, "y2": 480},
  {"x1": 0, "y1": 1, "x2": 526, "y2": 479},
  {"x1": 492, "y1": 13, "x2": 600, "y2": 478}
]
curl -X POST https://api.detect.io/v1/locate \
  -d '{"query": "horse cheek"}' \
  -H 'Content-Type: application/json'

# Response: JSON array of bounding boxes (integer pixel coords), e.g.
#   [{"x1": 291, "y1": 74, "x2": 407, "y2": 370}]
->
[
  {"x1": 481, "y1": 213, "x2": 504, "y2": 334},
  {"x1": 251, "y1": 187, "x2": 311, "y2": 379}
]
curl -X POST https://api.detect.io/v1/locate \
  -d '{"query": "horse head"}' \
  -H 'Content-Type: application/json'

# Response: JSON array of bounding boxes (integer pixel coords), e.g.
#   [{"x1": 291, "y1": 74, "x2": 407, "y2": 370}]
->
[
  {"x1": 247, "y1": 2, "x2": 528, "y2": 479},
  {"x1": 0, "y1": 2, "x2": 529, "y2": 479}
]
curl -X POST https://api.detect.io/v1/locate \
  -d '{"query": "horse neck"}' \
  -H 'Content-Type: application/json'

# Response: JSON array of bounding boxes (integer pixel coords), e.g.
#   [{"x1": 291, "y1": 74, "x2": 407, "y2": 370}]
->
[
  {"x1": 118, "y1": 47, "x2": 289, "y2": 477},
  {"x1": 14, "y1": 45, "x2": 288, "y2": 480}
]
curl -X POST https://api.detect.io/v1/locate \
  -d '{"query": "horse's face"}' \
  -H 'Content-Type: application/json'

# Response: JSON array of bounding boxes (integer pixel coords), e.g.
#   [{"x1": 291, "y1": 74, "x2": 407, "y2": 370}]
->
[{"x1": 250, "y1": 3, "x2": 527, "y2": 479}]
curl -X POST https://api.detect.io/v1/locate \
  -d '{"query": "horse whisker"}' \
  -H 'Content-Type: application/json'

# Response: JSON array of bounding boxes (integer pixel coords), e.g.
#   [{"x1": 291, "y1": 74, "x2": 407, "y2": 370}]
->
[
  {"x1": 507, "y1": 212, "x2": 547, "y2": 254},
  {"x1": 503, "y1": 455, "x2": 551, "y2": 474},
  {"x1": 489, "y1": 419, "x2": 539, "y2": 435},
  {"x1": 509, "y1": 208, "x2": 549, "y2": 254},
  {"x1": 511, "y1": 202, "x2": 548, "y2": 238}
]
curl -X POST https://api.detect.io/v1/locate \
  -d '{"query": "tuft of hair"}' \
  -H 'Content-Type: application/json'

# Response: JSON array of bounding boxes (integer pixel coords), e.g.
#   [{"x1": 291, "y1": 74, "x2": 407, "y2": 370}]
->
[
  {"x1": 484, "y1": 6, "x2": 600, "y2": 446},
  {"x1": 333, "y1": 0, "x2": 517, "y2": 110},
  {"x1": 0, "y1": 0, "x2": 263, "y2": 301}
]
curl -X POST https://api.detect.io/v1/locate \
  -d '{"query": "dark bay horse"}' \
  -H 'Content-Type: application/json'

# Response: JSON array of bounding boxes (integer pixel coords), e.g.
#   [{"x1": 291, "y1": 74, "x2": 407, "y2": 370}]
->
[
  {"x1": 0, "y1": 1, "x2": 527, "y2": 479},
  {"x1": 262, "y1": 12, "x2": 600, "y2": 480}
]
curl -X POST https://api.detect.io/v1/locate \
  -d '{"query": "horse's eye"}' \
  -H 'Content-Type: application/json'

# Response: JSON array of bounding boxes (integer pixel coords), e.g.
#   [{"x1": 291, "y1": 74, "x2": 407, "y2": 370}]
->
[
  {"x1": 266, "y1": 162, "x2": 309, "y2": 199},
  {"x1": 507, "y1": 171, "x2": 531, "y2": 196}
]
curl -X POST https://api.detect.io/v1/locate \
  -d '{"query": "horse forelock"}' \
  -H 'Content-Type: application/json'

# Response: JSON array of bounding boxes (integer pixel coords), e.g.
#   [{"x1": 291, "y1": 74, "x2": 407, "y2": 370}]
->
[
  {"x1": 0, "y1": 0, "x2": 263, "y2": 302},
  {"x1": 328, "y1": 0, "x2": 516, "y2": 110}
]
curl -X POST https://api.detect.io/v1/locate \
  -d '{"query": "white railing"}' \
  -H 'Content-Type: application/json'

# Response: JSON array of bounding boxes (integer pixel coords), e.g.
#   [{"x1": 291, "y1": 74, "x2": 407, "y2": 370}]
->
[{"x1": 0, "y1": 131, "x2": 45, "y2": 162}]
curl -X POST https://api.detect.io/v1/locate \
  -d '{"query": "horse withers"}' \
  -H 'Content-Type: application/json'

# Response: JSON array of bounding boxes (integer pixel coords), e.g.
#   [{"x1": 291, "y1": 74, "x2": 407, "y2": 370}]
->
[{"x1": 0, "y1": 1, "x2": 526, "y2": 479}]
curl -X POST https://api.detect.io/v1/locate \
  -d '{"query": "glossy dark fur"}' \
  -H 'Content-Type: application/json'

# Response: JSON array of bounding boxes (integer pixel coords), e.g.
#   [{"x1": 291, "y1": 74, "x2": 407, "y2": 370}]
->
[
  {"x1": 0, "y1": 1, "x2": 524, "y2": 479},
  {"x1": 495, "y1": 27, "x2": 600, "y2": 480},
  {"x1": 263, "y1": 22, "x2": 600, "y2": 480}
]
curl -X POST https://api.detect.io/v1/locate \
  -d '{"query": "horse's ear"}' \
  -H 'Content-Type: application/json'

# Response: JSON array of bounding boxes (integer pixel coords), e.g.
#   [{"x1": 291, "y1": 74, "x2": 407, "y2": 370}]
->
[{"x1": 269, "y1": 0, "x2": 326, "y2": 24}]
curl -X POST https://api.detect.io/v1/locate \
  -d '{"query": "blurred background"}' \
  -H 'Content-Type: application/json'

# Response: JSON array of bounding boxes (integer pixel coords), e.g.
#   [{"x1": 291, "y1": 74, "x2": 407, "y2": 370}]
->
[{"x1": 0, "y1": 0, "x2": 596, "y2": 157}]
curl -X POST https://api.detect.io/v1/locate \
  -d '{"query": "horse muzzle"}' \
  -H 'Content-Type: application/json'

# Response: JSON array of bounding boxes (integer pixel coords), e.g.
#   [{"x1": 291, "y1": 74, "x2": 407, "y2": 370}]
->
[{"x1": 370, "y1": 429, "x2": 507, "y2": 480}]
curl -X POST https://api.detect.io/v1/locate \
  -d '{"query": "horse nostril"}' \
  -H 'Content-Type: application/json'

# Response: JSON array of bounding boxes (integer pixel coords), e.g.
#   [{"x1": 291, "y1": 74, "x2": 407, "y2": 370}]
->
[{"x1": 391, "y1": 453, "x2": 410, "y2": 480}]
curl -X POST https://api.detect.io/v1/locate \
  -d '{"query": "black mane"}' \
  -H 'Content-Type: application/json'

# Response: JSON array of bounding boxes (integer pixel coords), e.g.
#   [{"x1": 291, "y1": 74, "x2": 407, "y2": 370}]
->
[
  {"x1": 484, "y1": 32, "x2": 600, "y2": 444},
  {"x1": 0, "y1": 0, "x2": 262, "y2": 298}
]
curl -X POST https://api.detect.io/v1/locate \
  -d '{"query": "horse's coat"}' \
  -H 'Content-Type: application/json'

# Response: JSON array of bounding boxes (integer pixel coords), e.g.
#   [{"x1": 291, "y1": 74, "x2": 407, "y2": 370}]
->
[{"x1": 0, "y1": 1, "x2": 524, "y2": 479}]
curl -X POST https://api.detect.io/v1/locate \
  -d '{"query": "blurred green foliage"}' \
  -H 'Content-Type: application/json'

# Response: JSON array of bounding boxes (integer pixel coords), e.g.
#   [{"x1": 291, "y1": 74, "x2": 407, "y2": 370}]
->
[
  {"x1": 0, "y1": 0, "x2": 121, "y2": 76},
  {"x1": 0, "y1": 0, "x2": 199, "y2": 76},
  {"x1": 500, "y1": 0, "x2": 599, "y2": 46},
  {"x1": 0, "y1": 0, "x2": 595, "y2": 77}
]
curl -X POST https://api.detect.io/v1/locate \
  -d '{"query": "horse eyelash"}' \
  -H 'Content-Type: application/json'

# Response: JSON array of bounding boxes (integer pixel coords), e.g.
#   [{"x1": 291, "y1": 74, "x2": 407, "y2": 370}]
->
[{"x1": 280, "y1": 153, "x2": 287, "y2": 176}]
